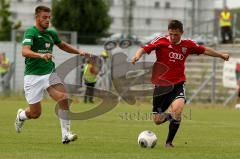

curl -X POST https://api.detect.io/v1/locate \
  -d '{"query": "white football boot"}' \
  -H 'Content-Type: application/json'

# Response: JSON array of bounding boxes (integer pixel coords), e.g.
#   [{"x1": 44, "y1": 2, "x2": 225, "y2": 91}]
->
[
  {"x1": 15, "y1": 109, "x2": 25, "y2": 133},
  {"x1": 62, "y1": 132, "x2": 78, "y2": 144}
]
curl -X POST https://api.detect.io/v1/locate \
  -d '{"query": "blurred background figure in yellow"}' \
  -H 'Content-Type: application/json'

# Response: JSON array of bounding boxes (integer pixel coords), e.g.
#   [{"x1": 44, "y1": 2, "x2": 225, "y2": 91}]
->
[
  {"x1": 219, "y1": 6, "x2": 233, "y2": 44},
  {"x1": 0, "y1": 52, "x2": 10, "y2": 88},
  {"x1": 101, "y1": 50, "x2": 109, "y2": 61},
  {"x1": 83, "y1": 57, "x2": 99, "y2": 103}
]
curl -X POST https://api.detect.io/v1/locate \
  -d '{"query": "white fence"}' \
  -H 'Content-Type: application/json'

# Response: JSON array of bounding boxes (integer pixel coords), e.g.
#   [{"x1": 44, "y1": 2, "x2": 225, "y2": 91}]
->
[{"x1": 1, "y1": 42, "x2": 240, "y2": 104}]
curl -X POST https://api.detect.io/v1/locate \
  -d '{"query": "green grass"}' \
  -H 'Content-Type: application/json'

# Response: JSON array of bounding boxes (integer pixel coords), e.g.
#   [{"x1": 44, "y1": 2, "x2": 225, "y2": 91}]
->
[{"x1": 0, "y1": 98, "x2": 240, "y2": 159}]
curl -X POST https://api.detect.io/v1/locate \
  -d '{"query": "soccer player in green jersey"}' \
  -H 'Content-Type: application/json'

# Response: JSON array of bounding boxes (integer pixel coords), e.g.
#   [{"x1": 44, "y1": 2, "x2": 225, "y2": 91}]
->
[{"x1": 14, "y1": 5, "x2": 90, "y2": 144}]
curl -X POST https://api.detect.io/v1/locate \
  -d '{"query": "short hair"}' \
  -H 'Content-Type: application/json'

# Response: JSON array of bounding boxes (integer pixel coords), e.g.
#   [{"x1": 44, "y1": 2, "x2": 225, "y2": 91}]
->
[
  {"x1": 35, "y1": 6, "x2": 51, "y2": 15},
  {"x1": 168, "y1": 20, "x2": 183, "y2": 32}
]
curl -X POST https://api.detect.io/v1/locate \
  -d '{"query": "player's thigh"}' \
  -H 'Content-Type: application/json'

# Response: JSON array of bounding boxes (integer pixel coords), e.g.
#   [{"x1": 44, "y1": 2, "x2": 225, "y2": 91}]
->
[
  {"x1": 47, "y1": 83, "x2": 68, "y2": 101},
  {"x1": 152, "y1": 87, "x2": 171, "y2": 113},
  {"x1": 24, "y1": 75, "x2": 45, "y2": 105}
]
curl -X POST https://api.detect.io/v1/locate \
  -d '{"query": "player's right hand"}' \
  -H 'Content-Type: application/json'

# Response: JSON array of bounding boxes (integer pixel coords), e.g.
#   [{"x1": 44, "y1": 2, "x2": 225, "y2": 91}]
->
[
  {"x1": 40, "y1": 53, "x2": 53, "y2": 62},
  {"x1": 79, "y1": 50, "x2": 91, "y2": 58},
  {"x1": 131, "y1": 56, "x2": 140, "y2": 65},
  {"x1": 221, "y1": 53, "x2": 230, "y2": 61}
]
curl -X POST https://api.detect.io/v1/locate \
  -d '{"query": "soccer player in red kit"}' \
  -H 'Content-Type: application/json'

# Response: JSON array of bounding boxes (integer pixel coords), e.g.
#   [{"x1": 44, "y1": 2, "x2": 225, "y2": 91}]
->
[{"x1": 132, "y1": 20, "x2": 229, "y2": 148}]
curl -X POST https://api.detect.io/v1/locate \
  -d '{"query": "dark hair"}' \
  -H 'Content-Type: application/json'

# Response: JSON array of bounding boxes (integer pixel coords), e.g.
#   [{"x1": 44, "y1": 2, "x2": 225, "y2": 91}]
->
[
  {"x1": 35, "y1": 6, "x2": 51, "y2": 15},
  {"x1": 168, "y1": 20, "x2": 183, "y2": 32}
]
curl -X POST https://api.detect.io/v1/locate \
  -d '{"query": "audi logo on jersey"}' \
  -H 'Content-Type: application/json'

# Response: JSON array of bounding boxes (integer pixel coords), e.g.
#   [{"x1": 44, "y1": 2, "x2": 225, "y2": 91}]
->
[{"x1": 169, "y1": 52, "x2": 184, "y2": 62}]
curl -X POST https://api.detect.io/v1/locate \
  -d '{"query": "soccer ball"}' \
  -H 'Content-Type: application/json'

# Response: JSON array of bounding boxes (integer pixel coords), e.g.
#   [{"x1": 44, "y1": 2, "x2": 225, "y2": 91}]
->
[{"x1": 137, "y1": 130, "x2": 157, "y2": 148}]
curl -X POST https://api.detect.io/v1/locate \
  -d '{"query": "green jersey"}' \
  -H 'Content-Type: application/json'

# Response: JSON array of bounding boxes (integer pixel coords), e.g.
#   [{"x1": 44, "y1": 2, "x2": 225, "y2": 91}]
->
[{"x1": 22, "y1": 26, "x2": 61, "y2": 75}]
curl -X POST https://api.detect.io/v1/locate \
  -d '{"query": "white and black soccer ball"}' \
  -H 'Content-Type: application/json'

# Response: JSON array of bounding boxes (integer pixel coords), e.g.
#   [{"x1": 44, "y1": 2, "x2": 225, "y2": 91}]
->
[{"x1": 137, "y1": 130, "x2": 157, "y2": 148}]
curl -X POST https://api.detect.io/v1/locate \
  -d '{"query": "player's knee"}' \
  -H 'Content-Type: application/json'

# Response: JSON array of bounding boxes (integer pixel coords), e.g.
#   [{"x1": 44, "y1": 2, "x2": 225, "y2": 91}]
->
[
  {"x1": 57, "y1": 97, "x2": 71, "y2": 110},
  {"x1": 58, "y1": 93, "x2": 68, "y2": 101},
  {"x1": 171, "y1": 112, "x2": 182, "y2": 121},
  {"x1": 153, "y1": 114, "x2": 165, "y2": 125},
  {"x1": 56, "y1": 93, "x2": 68, "y2": 102}
]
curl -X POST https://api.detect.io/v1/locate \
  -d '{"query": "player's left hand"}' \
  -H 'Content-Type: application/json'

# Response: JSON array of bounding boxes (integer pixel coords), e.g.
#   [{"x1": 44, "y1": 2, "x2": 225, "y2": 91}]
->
[
  {"x1": 221, "y1": 53, "x2": 230, "y2": 61},
  {"x1": 40, "y1": 53, "x2": 54, "y2": 62}
]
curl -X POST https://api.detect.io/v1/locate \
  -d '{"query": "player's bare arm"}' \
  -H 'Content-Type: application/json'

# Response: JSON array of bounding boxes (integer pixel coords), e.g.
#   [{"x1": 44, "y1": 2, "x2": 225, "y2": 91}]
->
[
  {"x1": 204, "y1": 47, "x2": 230, "y2": 61},
  {"x1": 132, "y1": 48, "x2": 146, "y2": 64},
  {"x1": 57, "y1": 41, "x2": 91, "y2": 57},
  {"x1": 22, "y1": 45, "x2": 53, "y2": 61}
]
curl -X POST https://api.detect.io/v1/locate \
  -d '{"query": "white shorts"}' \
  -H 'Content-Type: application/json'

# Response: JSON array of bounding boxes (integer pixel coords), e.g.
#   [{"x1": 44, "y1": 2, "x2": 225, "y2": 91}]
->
[{"x1": 24, "y1": 73, "x2": 63, "y2": 104}]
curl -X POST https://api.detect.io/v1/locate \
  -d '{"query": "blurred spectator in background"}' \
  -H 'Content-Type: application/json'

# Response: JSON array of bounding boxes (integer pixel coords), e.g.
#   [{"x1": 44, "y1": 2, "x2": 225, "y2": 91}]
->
[
  {"x1": 0, "y1": 52, "x2": 10, "y2": 88},
  {"x1": 99, "y1": 50, "x2": 109, "y2": 76},
  {"x1": 219, "y1": 7, "x2": 233, "y2": 44},
  {"x1": 83, "y1": 57, "x2": 99, "y2": 103},
  {"x1": 101, "y1": 50, "x2": 109, "y2": 60}
]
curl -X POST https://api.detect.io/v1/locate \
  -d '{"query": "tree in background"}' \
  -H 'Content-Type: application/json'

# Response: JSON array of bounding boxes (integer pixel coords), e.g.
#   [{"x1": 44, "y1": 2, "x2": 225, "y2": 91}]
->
[
  {"x1": 52, "y1": 0, "x2": 112, "y2": 44},
  {"x1": 0, "y1": 0, "x2": 13, "y2": 41},
  {"x1": 0, "y1": 0, "x2": 21, "y2": 41}
]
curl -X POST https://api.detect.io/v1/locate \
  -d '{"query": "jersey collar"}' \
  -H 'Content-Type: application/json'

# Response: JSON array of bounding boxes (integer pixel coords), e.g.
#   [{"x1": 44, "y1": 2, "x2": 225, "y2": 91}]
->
[
  {"x1": 167, "y1": 35, "x2": 182, "y2": 45},
  {"x1": 34, "y1": 26, "x2": 46, "y2": 34}
]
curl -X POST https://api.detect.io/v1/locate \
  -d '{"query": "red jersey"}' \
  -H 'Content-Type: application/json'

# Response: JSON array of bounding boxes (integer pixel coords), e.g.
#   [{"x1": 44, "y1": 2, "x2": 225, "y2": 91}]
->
[{"x1": 143, "y1": 35, "x2": 205, "y2": 86}]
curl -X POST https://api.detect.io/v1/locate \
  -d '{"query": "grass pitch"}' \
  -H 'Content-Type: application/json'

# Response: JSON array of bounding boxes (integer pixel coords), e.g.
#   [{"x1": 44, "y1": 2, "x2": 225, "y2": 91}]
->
[{"x1": 0, "y1": 97, "x2": 240, "y2": 159}]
